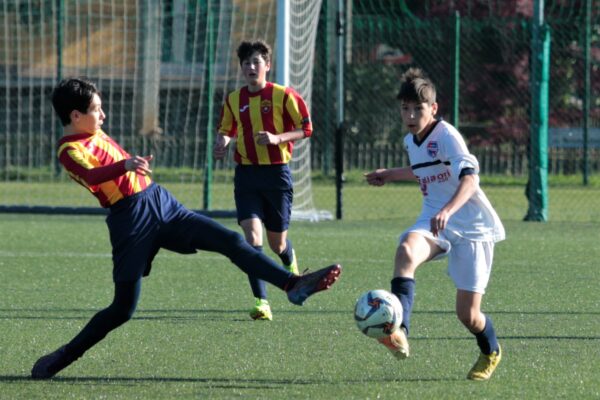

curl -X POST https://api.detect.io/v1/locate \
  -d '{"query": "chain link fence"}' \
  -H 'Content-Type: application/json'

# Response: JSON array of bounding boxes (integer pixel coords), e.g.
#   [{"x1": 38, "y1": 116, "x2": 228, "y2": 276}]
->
[
  {"x1": 1, "y1": 0, "x2": 599, "y2": 221},
  {"x1": 309, "y1": 0, "x2": 599, "y2": 221}
]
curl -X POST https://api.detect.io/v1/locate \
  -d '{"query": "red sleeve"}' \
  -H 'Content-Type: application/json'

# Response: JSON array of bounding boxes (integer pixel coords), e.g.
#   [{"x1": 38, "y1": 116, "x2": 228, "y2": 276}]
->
[
  {"x1": 59, "y1": 150, "x2": 127, "y2": 185},
  {"x1": 217, "y1": 97, "x2": 238, "y2": 138},
  {"x1": 284, "y1": 88, "x2": 312, "y2": 138}
]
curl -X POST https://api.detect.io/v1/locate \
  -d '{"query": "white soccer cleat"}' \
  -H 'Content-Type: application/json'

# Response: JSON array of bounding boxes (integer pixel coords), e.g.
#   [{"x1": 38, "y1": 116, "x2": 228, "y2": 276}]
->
[{"x1": 377, "y1": 327, "x2": 410, "y2": 360}]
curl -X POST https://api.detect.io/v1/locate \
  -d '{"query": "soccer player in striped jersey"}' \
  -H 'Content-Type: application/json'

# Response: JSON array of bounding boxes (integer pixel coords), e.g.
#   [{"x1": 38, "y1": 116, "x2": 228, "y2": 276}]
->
[
  {"x1": 365, "y1": 68, "x2": 505, "y2": 381},
  {"x1": 214, "y1": 40, "x2": 311, "y2": 321},
  {"x1": 30, "y1": 78, "x2": 342, "y2": 379}
]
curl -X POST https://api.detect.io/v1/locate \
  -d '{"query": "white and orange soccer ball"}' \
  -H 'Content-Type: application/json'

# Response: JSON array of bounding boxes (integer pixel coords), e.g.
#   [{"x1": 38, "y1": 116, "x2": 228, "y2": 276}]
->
[{"x1": 354, "y1": 289, "x2": 403, "y2": 339}]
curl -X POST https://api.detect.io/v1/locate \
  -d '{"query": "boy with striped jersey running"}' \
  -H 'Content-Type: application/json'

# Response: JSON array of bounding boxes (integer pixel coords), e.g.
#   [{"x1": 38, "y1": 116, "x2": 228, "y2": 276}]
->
[{"x1": 214, "y1": 40, "x2": 310, "y2": 320}]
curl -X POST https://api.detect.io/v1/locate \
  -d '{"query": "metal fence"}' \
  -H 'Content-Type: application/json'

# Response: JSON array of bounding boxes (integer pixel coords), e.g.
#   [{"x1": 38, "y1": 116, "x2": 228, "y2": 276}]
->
[
  {"x1": 1, "y1": 0, "x2": 599, "y2": 221},
  {"x1": 305, "y1": 0, "x2": 599, "y2": 222},
  {"x1": 311, "y1": 1, "x2": 599, "y2": 176}
]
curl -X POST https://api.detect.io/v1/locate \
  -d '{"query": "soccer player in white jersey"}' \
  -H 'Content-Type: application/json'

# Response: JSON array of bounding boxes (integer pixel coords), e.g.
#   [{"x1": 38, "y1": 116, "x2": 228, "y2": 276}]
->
[{"x1": 365, "y1": 68, "x2": 505, "y2": 381}]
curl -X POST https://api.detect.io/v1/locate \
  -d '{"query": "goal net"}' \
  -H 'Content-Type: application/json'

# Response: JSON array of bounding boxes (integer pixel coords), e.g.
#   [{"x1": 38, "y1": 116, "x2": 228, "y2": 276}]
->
[
  {"x1": 0, "y1": 0, "x2": 330, "y2": 220},
  {"x1": 284, "y1": 0, "x2": 332, "y2": 221}
]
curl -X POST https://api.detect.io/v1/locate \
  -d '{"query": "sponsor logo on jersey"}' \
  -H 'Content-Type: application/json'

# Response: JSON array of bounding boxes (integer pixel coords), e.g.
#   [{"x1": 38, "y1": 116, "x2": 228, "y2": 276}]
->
[
  {"x1": 261, "y1": 99, "x2": 272, "y2": 113},
  {"x1": 240, "y1": 104, "x2": 249, "y2": 113},
  {"x1": 417, "y1": 170, "x2": 451, "y2": 196},
  {"x1": 427, "y1": 141, "x2": 438, "y2": 158},
  {"x1": 419, "y1": 180, "x2": 428, "y2": 196}
]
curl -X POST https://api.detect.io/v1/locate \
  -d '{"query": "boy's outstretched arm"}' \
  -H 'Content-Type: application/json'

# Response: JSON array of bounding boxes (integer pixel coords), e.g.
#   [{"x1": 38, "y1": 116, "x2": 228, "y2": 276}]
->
[{"x1": 364, "y1": 167, "x2": 416, "y2": 186}]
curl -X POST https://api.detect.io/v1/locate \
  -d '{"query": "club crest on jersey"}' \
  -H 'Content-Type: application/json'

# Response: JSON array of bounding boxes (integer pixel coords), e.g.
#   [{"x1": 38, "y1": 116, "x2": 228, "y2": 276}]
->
[
  {"x1": 261, "y1": 99, "x2": 272, "y2": 114},
  {"x1": 427, "y1": 141, "x2": 438, "y2": 158}
]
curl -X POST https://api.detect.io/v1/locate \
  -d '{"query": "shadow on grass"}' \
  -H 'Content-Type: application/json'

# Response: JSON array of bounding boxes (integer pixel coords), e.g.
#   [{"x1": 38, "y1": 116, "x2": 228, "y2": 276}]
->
[
  {"x1": 416, "y1": 310, "x2": 600, "y2": 316},
  {"x1": 0, "y1": 374, "x2": 460, "y2": 385},
  {"x1": 2, "y1": 308, "x2": 600, "y2": 327},
  {"x1": 411, "y1": 335, "x2": 600, "y2": 341},
  {"x1": 0, "y1": 308, "x2": 352, "y2": 323},
  {"x1": 3, "y1": 308, "x2": 600, "y2": 315}
]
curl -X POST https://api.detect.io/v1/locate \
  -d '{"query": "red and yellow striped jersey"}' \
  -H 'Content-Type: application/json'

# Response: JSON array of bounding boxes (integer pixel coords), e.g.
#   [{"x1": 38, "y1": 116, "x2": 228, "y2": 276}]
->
[
  {"x1": 217, "y1": 82, "x2": 312, "y2": 165},
  {"x1": 57, "y1": 130, "x2": 152, "y2": 207}
]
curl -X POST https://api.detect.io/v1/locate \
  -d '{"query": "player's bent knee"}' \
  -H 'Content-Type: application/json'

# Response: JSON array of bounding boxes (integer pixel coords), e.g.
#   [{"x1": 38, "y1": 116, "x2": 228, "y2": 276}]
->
[
  {"x1": 397, "y1": 242, "x2": 417, "y2": 262},
  {"x1": 268, "y1": 242, "x2": 286, "y2": 254},
  {"x1": 395, "y1": 244, "x2": 419, "y2": 274},
  {"x1": 114, "y1": 310, "x2": 135, "y2": 326},
  {"x1": 108, "y1": 303, "x2": 137, "y2": 326}
]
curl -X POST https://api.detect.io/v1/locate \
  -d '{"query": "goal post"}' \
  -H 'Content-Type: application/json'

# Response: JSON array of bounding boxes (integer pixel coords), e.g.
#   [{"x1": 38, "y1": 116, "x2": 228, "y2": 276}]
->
[{"x1": 277, "y1": 0, "x2": 333, "y2": 221}]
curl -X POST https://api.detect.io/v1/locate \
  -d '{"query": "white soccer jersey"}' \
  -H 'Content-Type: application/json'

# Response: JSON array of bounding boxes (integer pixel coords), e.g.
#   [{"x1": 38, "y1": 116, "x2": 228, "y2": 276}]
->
[{"x1": 403, "y1": 120, "x2": 505, "y2": 242}]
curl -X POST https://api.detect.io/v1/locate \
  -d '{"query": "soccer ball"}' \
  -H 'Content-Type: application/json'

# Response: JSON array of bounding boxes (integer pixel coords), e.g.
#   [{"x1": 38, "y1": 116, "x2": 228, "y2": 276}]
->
[{"x1": 354, "y1": 289, "x2": 403, "y2": 339}]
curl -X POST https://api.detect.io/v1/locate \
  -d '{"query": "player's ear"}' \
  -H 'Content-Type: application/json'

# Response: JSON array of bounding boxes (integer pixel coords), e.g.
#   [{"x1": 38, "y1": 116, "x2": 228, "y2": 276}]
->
[
  {"x1": 69, "y1": 109, "x2": 81, "y2": 123},
  {"x1": 431, "y1": 102, "x2": 438, "y2": 116}
]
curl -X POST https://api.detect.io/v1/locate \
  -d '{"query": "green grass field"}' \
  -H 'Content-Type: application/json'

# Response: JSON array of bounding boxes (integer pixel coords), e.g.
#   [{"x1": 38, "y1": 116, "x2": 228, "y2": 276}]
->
[
  {"x1": 1, "y1": 211, "x2": 599, "y2": 399},
  {"x1": 2, "y1": 178, "x2": 600, "y2": 223}
]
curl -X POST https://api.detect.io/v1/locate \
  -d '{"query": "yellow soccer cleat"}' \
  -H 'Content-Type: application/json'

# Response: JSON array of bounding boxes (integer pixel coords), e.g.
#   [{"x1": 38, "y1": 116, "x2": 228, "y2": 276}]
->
[
  {"x1": 285, "y1": 249, "x2": 299, "y2": 275},
  {"x1": 467, "y1": 345, "x2": 502, "y2": 381},
  {"x1": 377, "y1": 327, "x2": 410, "y2": 360},
  {"x1": 249, "y1": 298, "x2": 273, "y2": 321}
]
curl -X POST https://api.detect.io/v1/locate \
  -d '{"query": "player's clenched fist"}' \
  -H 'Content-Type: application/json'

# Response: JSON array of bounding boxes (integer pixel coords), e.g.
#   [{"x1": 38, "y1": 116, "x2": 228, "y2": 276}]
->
[
  {"x1": 365, "y1": 169, "x2": 389, "y2": 186},
  {"x1": 125, "y1": 155, "x2": 153, "y2": 176},
  {"x1": 213, "y1": 134, "x2": 230, "y2": 160}
]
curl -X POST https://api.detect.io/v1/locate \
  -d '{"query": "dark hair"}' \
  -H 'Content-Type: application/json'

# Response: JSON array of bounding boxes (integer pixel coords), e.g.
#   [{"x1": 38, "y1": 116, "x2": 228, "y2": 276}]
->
[
  {"x1": 397, "y1": 68, "x2": 436, "y2": 104},
  {"x1": 51, "y1": 78, "x2": 100, "y2": 126},
  {"x1": 237, "y1": 40, "x2": 271, "y2": 66}
]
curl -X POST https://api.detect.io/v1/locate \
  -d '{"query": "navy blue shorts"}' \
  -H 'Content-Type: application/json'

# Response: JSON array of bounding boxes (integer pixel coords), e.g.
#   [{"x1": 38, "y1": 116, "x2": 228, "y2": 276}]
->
[
  {"x1": 106, "y1": 183, "x2": 245, "y2": 282},
  {"x1": 234, "y1": 164, "x2": 293, "y2": 233}
]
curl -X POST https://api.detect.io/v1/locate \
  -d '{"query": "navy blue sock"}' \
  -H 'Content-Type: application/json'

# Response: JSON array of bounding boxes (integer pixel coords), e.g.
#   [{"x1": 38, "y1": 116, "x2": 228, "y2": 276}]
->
[
  {"x1": 230, "y1": 241, "x2": 294, "y2": 289},
  {"x1": 278, "y1": 239, "x2": 294, "y2": 266},
  {"x1": 65, "y1": 279, "x2": 141, "y2": 360},
  {"x1": 186, "y1": 219, "x2": 292, "y2": 289},
  {"x1": 391, "y1": 277, "x2": 415, "y2": 335},
  {"x1": 247, "y1": 245, "x2": 268, "y2": 299},
  {"x1": 474, "y1": 315, "x2": 499, "y2": 355}
]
